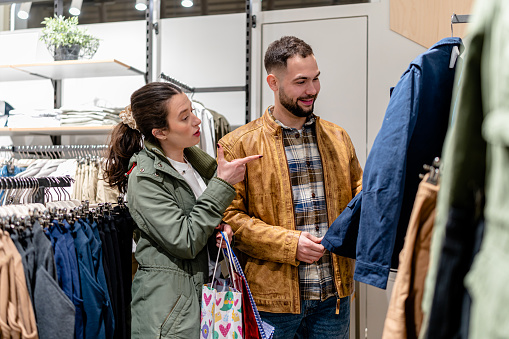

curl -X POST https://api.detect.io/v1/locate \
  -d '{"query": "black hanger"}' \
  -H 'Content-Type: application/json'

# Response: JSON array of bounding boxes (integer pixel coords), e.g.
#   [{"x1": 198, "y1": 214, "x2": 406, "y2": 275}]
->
[{"x1": 419, "y1": 157, "x2": 441, "y2": 185}]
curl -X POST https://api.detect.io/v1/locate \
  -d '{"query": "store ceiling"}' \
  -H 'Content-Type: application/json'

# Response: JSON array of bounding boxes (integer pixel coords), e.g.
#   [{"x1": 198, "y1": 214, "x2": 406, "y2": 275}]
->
[{"x1": 20, "y1": 0, "x2": 368, "y2": 28}]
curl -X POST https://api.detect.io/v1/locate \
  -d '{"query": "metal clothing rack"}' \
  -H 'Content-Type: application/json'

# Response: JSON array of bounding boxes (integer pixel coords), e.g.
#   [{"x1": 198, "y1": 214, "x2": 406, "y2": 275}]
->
[
  {"x1": 451, "y1": 13, "x2": 470, "y2": 36},
  {"x1": 451, "y1": 14, "x2": 470, "y2": 24},
  {"x1": 1, "y1": 145, "x2": 109, "y2": 159},
  {"x1": 152, "y1": 0, "x2": 254, "y2": 124},
  {"x1": 159, "y1": 73, "x2": 246, "y2": 94},
  {"x1": 0, "y1": 175, "x2": 73, "y2": 204},
  {"x1": 51, "y1": 0, "x2": 254, "y2": 123}
]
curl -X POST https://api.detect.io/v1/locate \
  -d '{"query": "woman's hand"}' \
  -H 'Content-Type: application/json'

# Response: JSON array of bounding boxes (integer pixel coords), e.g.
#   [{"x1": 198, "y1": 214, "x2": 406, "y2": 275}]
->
[
  {"x1": 216, "y1": 143, "x2": 262, "y2": 186},
  {"x1": 215, "y1": 222, "x2": 233, "y2": 248}
]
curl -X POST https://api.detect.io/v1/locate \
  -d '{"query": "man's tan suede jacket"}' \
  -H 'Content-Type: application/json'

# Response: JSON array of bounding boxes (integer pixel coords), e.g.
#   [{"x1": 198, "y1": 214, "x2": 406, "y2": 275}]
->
[{"x1": 219, "y1": 107, "x2": 363, "y2": 314}]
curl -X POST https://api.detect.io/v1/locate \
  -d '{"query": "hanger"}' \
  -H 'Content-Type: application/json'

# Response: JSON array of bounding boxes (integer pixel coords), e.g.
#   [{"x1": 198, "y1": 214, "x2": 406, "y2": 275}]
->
[
  {"x1": 449, "y1": 13, "x2": 470, "y2": 69},
  {"x1": 419, "y1": 157, "x2": 441, "y2": 185}
]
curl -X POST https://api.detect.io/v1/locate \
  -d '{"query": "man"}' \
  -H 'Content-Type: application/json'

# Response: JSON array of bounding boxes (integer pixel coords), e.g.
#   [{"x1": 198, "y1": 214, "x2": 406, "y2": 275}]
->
[{"x1": 218, "y1": 36, "x2": 363, "y2": 338}]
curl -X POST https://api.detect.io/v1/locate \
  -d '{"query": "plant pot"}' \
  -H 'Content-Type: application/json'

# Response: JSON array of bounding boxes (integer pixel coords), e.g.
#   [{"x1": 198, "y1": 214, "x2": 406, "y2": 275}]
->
[{"x1": 53, "y1": 44, "x2": 81, "y2": 61}]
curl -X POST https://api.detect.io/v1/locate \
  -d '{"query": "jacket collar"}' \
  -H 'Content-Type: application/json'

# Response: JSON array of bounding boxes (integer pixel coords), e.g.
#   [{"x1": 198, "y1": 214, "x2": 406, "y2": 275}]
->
[
  {"x1": 262, "y1": 106, "x2": 321, "y2": 134},
  {"x1": 144, "y1": 140, "x2": 217, "y2": 180},
  {"x1": 429, "y1": 37, "x2": 462, "y2": 50}
]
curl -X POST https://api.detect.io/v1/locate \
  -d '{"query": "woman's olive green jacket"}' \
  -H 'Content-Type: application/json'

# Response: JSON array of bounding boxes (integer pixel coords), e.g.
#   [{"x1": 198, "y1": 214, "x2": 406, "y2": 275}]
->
[{"x1": 127, "y1": 141, "x2": 236, "y2": 339}]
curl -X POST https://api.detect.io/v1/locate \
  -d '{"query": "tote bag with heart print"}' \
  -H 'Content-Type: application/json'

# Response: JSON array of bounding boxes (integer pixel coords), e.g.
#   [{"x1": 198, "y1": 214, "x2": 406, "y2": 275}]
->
[{"x1": 200, "y1": 234, "x2": 243, "y2": 339}]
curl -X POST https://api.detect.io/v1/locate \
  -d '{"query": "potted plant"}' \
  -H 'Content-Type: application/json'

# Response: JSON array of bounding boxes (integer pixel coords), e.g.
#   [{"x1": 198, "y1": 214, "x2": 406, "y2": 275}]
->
[{"x1": 40, "y1": 15, "x2": 100, "y2": 61}]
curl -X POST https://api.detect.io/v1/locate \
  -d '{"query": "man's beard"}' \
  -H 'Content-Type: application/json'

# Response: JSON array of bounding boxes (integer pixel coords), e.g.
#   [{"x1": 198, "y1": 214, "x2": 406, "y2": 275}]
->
[{"x1": 279, "y1": 89, "x2": 317, "y2": 118}]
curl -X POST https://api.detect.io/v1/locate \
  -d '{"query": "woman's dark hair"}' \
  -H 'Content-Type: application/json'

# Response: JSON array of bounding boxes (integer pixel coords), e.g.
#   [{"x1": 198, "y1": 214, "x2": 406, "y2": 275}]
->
[{"x1": 103, "y1": 82, "x2": 183, "y2": 193}]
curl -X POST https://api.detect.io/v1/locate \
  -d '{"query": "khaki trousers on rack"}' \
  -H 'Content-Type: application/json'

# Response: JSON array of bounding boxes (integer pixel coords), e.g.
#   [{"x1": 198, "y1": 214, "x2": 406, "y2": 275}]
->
[
  {"x1": 383, "y1": 176, "x2": 439, "y2": 339},
  {"x1": 0, "y1": 231, "x2": 38, "y2": 339}
]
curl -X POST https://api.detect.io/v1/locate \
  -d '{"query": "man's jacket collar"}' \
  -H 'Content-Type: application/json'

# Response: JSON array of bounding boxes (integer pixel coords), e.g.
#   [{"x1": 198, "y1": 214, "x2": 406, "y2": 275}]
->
[{"x1": 262, "y1": 106, "x2": 321, "y2": 135}]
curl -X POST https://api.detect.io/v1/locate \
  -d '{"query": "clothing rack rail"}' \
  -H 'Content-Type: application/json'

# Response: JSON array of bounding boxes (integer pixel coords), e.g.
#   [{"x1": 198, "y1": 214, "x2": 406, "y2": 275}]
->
[
  {"x1": 0, "y1": 175, "x2": 73, "y2": 204},
  {"x1": 159, "y1": 73, "x2": 246, "y2": 93},
  {"x1": 451, "y1": 13, "x2": 470, "y2": 24},
  {"x1": 451, "y1": 13, "x2": 470, "y2": 37},
  {"x1": 1, "y1": 145, "x2": 109, "y2": 158}
]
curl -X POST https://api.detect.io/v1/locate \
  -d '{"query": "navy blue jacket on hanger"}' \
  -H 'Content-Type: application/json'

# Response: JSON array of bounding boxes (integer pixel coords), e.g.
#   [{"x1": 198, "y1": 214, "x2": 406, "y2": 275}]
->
[{"x1": 322, "y1": 37, "x2": 463, "y2": 289}]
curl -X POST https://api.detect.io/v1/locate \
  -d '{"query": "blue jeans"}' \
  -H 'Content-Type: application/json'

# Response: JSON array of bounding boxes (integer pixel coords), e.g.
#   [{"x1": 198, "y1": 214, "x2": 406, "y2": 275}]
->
[{"x1": 259, "y1": 296, "x2": 350, "y2": 339}]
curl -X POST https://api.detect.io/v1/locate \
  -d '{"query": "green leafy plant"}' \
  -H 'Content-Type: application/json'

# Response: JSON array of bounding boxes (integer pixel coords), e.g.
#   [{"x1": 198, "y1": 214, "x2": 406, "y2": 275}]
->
[{"x1": 40, "y1": 15, "x2": 100, "y2": 60}]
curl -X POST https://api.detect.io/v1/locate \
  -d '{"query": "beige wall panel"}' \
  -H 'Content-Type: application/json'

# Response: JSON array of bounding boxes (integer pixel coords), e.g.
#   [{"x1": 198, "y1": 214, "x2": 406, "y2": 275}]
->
[{"x1": 390, "y1": 0, "x2": 474, "y2": 48}]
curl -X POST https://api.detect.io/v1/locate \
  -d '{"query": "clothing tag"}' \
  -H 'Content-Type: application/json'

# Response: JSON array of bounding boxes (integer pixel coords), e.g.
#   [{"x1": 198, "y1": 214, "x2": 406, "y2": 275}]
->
[
  {"x1": 449, "y1": 46, "x2": 460, "y2": 68},
  {"x1": 220, "y1": 259, "x2": 230, "y2": 278}
]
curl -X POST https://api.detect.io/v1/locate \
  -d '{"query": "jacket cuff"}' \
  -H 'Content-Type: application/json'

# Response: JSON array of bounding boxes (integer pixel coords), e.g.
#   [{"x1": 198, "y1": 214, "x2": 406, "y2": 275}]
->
[
  {"x1": 214, "y1": 176, "x2": 235, "y2": 190},
  {"x1": 353, "y1": 260, "x2": 389, "y2": 289},
  {"x1": 286, "y1": 230, "x2": 301, "y2": 266}
]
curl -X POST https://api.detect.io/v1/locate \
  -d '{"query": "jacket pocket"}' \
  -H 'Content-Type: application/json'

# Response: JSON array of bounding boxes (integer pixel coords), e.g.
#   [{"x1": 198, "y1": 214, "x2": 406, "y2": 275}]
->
[{"x1": 159, "y1": 294, "x2": 188, "y2": 338}]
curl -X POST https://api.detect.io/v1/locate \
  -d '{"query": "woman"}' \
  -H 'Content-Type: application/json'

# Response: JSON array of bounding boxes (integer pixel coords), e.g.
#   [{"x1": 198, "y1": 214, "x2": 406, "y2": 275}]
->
[{"x1": 104, "y1": 82, "x2": 260, "y2": 338}]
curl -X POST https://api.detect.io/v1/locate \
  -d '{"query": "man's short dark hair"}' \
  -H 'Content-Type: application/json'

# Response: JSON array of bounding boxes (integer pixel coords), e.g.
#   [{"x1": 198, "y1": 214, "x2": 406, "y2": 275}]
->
[{"x1": 264, "y1": 36, "x2": 314, "y2": 74}]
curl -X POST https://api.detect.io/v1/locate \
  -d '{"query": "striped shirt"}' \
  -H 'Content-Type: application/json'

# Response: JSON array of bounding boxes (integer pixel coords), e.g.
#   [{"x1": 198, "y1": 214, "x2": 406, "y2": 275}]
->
[{"x1": 271, "y1": 110, "x2": 335, "y2": 301}]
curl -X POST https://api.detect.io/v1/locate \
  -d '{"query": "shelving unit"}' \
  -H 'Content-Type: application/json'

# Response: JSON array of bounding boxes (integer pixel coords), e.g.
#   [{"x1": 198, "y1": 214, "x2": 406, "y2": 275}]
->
[
  {"x1": 0, "y1": 59, "x2": 143, "y2": 144},
  {"x1": 0, "y1": 64, "x2": 46, "y2": 81},
  {"x1": 1, "y1": 59, "x2": 144, "y2": 81}
]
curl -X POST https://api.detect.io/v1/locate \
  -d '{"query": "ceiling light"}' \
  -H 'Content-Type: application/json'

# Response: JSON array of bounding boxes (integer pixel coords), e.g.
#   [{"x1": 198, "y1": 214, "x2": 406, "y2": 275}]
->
[
  {"x1": 181, "y1": 0, "x2": 193, "y2": 8},
  {"x1": 69, "y1": 0, "x2": 83, "y2": 16},
  {"x1": 135, "y1": 0, "x2": 147, "y2": 11},
  {"x1": 17, "y1": 2, "x2": 32, "y2": 20}
]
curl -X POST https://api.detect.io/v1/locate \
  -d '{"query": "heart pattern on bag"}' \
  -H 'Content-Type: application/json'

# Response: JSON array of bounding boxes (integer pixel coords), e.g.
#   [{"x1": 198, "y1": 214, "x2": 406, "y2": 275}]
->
[
  {"x1": 216, "y1": 297, "x2": 222, "y2": 306},
  {"x1": 219, "y1": 323, "x2": 231, "y2": 337},
  {"x1": 234, "y1": 299, "x2": 239, "y2": 307},
  {"x1": 238, "y1": 326, "x2": 243, "y2": 337},
  {"x1": 204, "y1": 294, "x2": 212, "y2": 306}
]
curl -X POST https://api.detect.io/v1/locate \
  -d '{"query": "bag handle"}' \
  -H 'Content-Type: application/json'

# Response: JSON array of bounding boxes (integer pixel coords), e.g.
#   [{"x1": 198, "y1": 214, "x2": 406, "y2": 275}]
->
[
  {"x1": 210, "y1": 234, "x2": 224, "y2": 288},
  {"x1": 220, "y1": 231, "x2": 240, "y2": 291}
]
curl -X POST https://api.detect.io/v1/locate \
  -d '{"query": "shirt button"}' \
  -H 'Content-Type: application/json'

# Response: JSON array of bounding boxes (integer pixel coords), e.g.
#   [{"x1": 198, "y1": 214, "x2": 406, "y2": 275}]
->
[
  {"x1": 306, "y1": 161, "x2": 311, "y2": 167},
  {"x1": 315, "y1": 225, "x2": 320, "y2": 232},
  {"x1": 295, "y1": 133, "x2": 300, "y2": 138},
  {"x1": 140, "y1": 168, "x2": 145, "y2": 172},
  {"x1": 158, "y1": 163, "x2": 162, "y2": 167},
  {"x1": 311, "y1": 193, "x2": 316, "y2": 198}
]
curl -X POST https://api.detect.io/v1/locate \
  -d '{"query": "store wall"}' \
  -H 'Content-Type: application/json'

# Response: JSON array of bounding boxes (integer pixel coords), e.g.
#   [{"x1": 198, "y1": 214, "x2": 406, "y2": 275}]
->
[{"x1": 159, "y1": 13, "x2": 247, "y2": 128}]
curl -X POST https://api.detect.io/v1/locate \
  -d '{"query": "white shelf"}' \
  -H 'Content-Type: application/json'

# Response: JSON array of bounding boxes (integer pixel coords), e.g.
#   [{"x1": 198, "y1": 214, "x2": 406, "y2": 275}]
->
[
  {"x1": 0, "y1": 65, "x2": 45, "y2": 81},
  {"x1": 1, "y1": 59, "x2": 144, "y2": 82},
  {"x1": 0, "y1": 125, "x2": 115, "y2": 136}
]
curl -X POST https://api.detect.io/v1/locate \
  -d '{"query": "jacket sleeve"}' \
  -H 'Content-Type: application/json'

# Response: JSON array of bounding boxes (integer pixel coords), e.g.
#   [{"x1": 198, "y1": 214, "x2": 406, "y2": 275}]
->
[
  {"x1": 354, "y1": 67, "x2": 421, "y2": 289},
  {"x1": 129, "y1": 175, "x2": 236, "y2": 260},
  {"x1": 220, "y1": 146, "x2": 301, "y2": 266},
  {"x1": 321, "y1": 128, "x2": 363, "y2": 258}
]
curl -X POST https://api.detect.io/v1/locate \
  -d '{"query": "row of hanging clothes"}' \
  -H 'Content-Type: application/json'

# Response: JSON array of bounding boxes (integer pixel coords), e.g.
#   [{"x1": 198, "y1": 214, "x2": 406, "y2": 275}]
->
[
  {"x1": 0, "y1": 145, "x2": 119, "y2": 205},
  {"x1": 0, "y1": 174, "x2": 136, "y2": 339},
  {"x1": 323, "y1": 1, "x2": 507, "y2": 338}
]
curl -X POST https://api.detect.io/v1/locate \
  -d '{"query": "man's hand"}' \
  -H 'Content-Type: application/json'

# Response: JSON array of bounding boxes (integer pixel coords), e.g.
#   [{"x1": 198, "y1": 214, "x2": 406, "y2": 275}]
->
[{"x1": 296, "y1": 232, "x2": 325, "y2": 264}]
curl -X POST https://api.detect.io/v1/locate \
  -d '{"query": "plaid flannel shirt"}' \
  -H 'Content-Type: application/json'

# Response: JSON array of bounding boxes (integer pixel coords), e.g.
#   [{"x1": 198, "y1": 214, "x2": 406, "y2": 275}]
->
[{"x1": 271, "y1": 112, "x2": 335, "y2": 301}]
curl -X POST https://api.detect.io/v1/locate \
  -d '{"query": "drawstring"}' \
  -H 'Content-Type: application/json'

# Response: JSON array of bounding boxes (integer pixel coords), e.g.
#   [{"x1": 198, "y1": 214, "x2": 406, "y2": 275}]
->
[{"x1": 125, "y1": 162, "x2": 137, "y2": 176}]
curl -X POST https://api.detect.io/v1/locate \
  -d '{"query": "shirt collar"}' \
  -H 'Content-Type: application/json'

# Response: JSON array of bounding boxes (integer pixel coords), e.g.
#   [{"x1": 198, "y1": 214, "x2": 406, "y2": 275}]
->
[{"x1": 268, "y1": 106, "x2": 316, "y2": 130}]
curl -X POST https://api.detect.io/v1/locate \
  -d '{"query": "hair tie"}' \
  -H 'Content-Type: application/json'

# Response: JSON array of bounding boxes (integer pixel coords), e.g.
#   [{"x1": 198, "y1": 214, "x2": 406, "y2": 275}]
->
[{"x1": 119, "y1": 105, "x2": 139, "y2": 131}]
